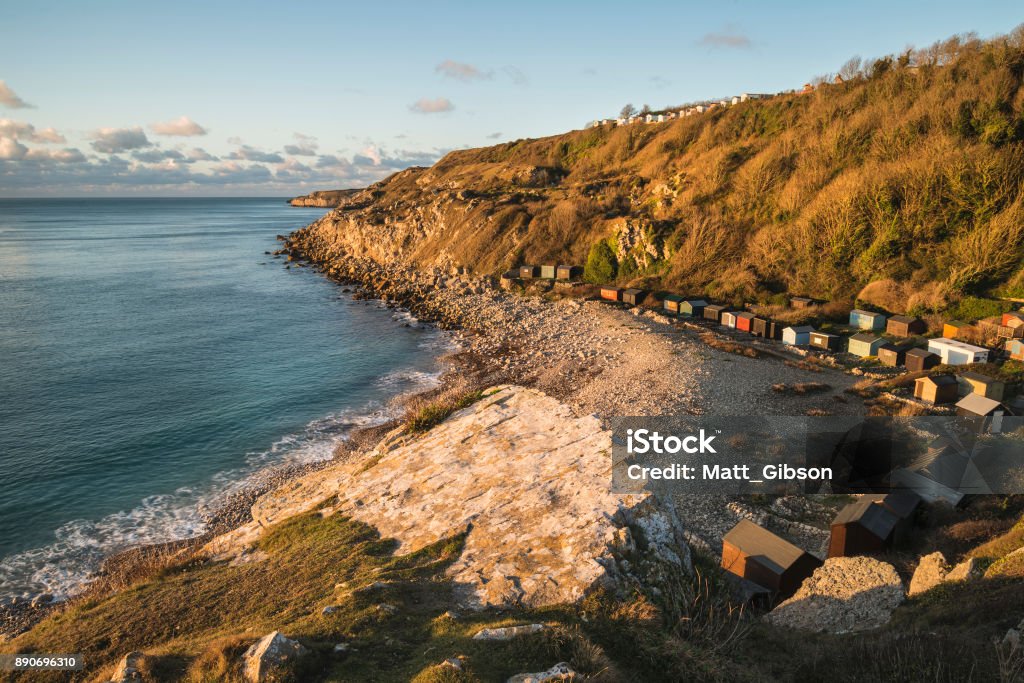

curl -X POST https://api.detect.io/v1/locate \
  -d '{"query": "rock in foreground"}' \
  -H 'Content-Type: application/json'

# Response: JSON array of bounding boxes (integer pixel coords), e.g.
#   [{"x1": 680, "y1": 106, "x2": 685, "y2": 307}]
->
[
  {"x1": 241, "y1": 631, "x2": 308, "y2": 682},
  {"x1": 765, "y1": 556, "x2": 904, "y2": 633},
  {"x1": 207, "y1": 385, "x2": 691, "y2": 609}
]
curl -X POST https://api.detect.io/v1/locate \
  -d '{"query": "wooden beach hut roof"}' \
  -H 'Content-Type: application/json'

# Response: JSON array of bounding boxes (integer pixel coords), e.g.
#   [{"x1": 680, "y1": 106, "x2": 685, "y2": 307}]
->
[
  {"x1": 724, "y1": 521, "x2": 811, "y2": 574},
  {"x1": 956, "y1": 393, "x2": 1004, "y2": 417}
]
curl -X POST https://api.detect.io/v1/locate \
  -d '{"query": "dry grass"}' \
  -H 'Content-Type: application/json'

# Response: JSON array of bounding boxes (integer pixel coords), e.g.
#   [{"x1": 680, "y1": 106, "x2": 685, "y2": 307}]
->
[
  {"x1": 698, "y1": 331, "x2": 761, "y2": 358},
  {"x1": 771, "y1": 382, "x2": 832, "y2": 395}
]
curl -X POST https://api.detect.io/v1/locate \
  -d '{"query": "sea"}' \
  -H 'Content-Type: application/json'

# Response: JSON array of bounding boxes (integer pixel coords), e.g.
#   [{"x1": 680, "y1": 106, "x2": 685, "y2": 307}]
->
[{"x1": 0, "y1": 197, "x2": 448, "y2": 600}]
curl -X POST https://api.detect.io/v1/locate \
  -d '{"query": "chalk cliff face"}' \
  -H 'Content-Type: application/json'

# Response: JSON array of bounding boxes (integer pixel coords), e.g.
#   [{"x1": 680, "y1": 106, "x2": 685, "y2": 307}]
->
[{"x1": 205, "y1": 385, "x2": 692, "y2": 609}]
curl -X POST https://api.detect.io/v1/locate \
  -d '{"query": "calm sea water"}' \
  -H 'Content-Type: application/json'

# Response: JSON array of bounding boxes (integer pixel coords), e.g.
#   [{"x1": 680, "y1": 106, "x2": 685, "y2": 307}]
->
[{"x1": 0, "y1": 198, "x2": 446, "y2": 599}]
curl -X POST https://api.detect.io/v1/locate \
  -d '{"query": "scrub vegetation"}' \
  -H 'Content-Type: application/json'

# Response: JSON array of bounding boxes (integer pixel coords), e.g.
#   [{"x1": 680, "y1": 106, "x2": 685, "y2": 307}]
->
[{"x1": 321, "y1": 27, "x2": 1024, "y2": 318}]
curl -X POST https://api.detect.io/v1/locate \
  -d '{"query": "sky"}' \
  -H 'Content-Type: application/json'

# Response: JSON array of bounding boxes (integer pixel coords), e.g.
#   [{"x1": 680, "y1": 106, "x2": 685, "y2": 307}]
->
[{"x1": 0, "y1": 1, "x2": 1021, "y2": 197}]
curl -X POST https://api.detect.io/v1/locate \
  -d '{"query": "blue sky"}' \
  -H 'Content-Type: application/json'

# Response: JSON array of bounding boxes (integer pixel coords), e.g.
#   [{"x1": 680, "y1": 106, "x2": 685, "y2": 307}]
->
[{"x1": 1, "y1": 1, "x2": 1021, "y2": 196}]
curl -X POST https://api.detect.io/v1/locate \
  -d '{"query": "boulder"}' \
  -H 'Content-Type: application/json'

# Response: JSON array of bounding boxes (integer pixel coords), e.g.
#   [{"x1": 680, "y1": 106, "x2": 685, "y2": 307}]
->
[
  {"x1": 765, "y1": 556, "x2": 904, "y2": 633},
  {"x1": 946, "y1": 557, "x2": 983, "y2": 582},
  {"x1": 109, "y1": 651, "x2": 145, "y2": 682},
  {"x1": 241, "y1": 631, "x2": 309, "y2": 682},
  {"x1": 909, "y1": 552, "x2": 948, "y2": 596},
  {"x1": 506, "y1": 662, "x2": 576, "y2": 683}
]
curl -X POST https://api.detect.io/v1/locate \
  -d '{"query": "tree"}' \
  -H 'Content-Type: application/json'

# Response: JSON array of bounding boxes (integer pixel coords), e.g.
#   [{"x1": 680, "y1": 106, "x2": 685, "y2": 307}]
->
[
  {"x1": 839, "y1": 56, "x2": 862, "y2": 80},
  {"x1": 640, "y1": 103, "x2": 652, "y2": 115},
  {"x1": 620, "y1": 103, "x2": 637, "y2": 119}
]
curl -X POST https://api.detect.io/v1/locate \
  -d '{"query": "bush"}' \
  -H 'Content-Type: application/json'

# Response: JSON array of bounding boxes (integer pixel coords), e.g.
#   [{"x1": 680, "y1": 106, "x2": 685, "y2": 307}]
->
[
  {"x1": 584, "y1": 239, "x2": 618, "y2": 283},
  {"x1": 945, "y1": 296, "x2": 1014, "y2": 322}
]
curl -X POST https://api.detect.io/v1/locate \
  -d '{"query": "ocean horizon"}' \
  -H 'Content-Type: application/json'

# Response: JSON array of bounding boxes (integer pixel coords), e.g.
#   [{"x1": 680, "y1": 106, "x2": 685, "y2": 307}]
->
[{"x1": 0, "y1": 197, "x2": 447, "y2": 600}]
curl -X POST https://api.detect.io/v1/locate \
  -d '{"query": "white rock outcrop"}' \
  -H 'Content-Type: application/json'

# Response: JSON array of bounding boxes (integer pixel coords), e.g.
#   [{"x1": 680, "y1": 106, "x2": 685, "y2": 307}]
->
[
  {"x1": 206, "y1": 386, "x2": 691, "y2": 609},
  {"x1": 108, "y1": 651, "x2": 144, "y2": 682},
  {"x1": 241, "y1": 631, "x2": 308, "y2": 683},
  {"x1": 507, "y1": 662, "x2": 576, "y2": 683}
]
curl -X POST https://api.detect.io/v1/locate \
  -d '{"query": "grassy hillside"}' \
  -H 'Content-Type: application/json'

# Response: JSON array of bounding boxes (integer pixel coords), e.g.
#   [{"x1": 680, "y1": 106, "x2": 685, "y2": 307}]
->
[{"x1": 304, "y1": 26, "x2": 1024, "y2": 315}]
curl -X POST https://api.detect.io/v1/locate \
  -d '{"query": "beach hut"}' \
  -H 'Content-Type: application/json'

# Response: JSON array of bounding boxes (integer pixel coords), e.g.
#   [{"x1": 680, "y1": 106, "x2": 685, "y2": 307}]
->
[
  {"x1": 1007, "y1": 339, "x2": 1024, "y2": 361},
  {"x1": 956, "y1": 394, "x2": 1013, "y2": 434},
  {"x1": 943, "y1": 321, "x2": 972, "y2": 339},
  {"x1": 735, "y1": 312, "x2": 755, "y2": 333},
  {"x1": 623, "y1": 289, "x2": 647, "y2": 306},
  {"x1": 662, "y1": 294, "x2": 684, "y2": 315},
  {"x1": 877, "y1": 343, "x2": 911, "y2": 367},
  {"x1": 704, "y1": 304, "x2": 728, "y2": 322},
  {"x1": 519, "y1": 266, "x2": 540, "y2": 279},
  {"x1": 828, "y1": 497, "x2": 902, "y2": 558},
  {"x1": 849, "y1": 309, "x2": 887, "y2": 331},
  {"x1": 539, "y1": 265, "x2": 557, "y2": 279},
  {"x1": 791, "y1": 296, "x2": 815, "y2": 309},
  {"x1": 556, "y1": 264, "x2": 583, "y2": 280},
  {"x1": 886, "y1": 315, "x2": 926, "y2": 338},
  {"x1": 998, "y1": 312, "x2": 1024, "y2": 339},
  {"x1": 809, "y1": 331, "x2": 841, "y2": 351},
  {"x1": 890, "y1": 438, "x2": 970, "y2": 506},
  {"x1": 928, "y1": 338, "x2": 989, "y2": 365},
  {"x1": 905, "y1": 348, "x2": 940, "y2": 372},
  {"x1": 600, "y1": 286, "x2": 623, "y2": 302},
  {"x1": 1002, "y1": 311, "x2": 1024, "y2": 327},
  {"x1": 782, "y1": 325, "x2": 814, "y2": 346},
  {"x1": 828, "y1": 493, "x2": 919, "y2": 558},
  {"x1": 957, "y1": 371, "x2": 1005, "y2": 401},
  {"x1": 914, "y1": 375, "x2": 959, "y2": 405},
  {"x1": 721, "y1": 311, "x2": 738, "y2": 328},
  {"x1": 721, "y1": 520, "x2": 823, "y2": 600},
  {"x1": 848, "y1": 333, "x2": 886, "y2": 358},
  {"x1": 679, "y1": 299, "x2": 708, "y2": 317},
  {"x1": 753, "y1": 318, "x2": 782, "y2": 340}
]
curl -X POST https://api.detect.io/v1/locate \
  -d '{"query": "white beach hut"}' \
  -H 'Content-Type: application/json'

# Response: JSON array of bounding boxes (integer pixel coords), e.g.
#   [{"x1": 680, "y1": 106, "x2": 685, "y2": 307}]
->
[
  {"x1": 782, "y1": 325, "x2": 814, "y2": 346},
  {"x1": 927, "y1": 338, "x2": 989, "y2": 365}
]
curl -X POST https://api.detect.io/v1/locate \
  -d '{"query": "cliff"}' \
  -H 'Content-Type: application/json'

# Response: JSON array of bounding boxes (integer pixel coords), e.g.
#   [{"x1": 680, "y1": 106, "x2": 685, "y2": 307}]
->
[
  {"x1": 288, "y1": 189, "x2": 360, "y2": 207},
  {"x1": 292, "y1": 31, "x2": 1024, "y2": 314}
]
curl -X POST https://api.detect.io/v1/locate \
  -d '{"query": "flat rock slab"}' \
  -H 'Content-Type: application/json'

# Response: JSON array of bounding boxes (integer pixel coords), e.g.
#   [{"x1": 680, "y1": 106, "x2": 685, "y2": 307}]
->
[
  {"x1": 765, "y1": 556, "x2": 904, "y2": 633},
  {"x1": 207, "y1": 386, "x2": 686, "y2": 609},
  {"x1": 472, "y1": 624, "x2": 547, "y2": 641}
]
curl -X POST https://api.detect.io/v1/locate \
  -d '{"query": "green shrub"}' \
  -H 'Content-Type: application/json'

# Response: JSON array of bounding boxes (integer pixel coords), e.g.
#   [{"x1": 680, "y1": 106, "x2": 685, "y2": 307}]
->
[
  {"x1": 584, "y1": 239, "x2": 618, "y2": 283},
  {"x1": 945, "y1": 296, "x2": 1014, "y2": 322}
]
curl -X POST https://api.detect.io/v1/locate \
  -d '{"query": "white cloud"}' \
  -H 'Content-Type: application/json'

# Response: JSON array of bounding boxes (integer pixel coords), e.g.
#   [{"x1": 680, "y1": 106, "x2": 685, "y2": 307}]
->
[
  {"x1": 228, "y1": 145, "x2": 284, "y2": 163},
  {"x1": 501, "y1": 66, "x2": 528, "y2": 85},
  {"x1": 486, "y1": 132, "x2": 502, "y2": 139},
  {"x1": 91, "y1": 127, "x2": 151, "y2": 153},
  {"x1": 410, "y1": 97, "x2": 454, "y2": 114},
  {"x1": 25, "y1": 147, "x2": 86, "y2": 163},
  {"x1": 358, "y1": 144, "x2": 382, "y2": 166},
  {"x1": 0, "y1": 81, "x2": 33, "y2": 109},
  {"x1": 284, "y1": 132, "x2": 318, "y2": 156},
  {"x1": 436, "y1": 60, "x2": 490, "y2": 82},
  {"x1": 0, "y1": 136, "x2": 28, "y2": 160},
  {"x1": 699, "y1": 30, "x2": 752, "y2": 49},
  {"x1": 132, "y1": 148, "x2": 186, "y2": 163},
  {"x1": 0, "y1": 119, "x2": 65, "y2": 143},
  {"x1": 150, "y1": 116, "x2": 207, "y2": 137},
  {"x1": 186, "y1": 147, "x2": 218, "y2": 162}
]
